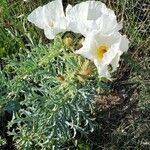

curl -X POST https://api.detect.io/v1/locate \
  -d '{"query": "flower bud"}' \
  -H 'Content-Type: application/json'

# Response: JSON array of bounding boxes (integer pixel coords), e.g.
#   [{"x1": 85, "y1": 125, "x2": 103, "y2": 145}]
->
[{"x1": 63, "y1": 37, "x2": 73, "y2": 48}]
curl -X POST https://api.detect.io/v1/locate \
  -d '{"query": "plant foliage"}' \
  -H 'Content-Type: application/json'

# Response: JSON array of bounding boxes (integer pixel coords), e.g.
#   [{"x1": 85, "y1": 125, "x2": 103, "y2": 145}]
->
[{"x1": 0, "y1": 34, "x2": 105, "y2": 149}]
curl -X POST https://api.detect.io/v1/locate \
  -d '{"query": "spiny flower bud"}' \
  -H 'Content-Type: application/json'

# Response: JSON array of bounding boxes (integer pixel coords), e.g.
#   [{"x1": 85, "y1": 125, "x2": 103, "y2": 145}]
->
[
  {"x1": 63, "y1": 37, "x2": 73, "y2": 48},
  {"x1": 56, "y1": 74, "x2": 65, "y2": 81},
  {"x1": 79, "y1": 60, "x2": 93, "y2": 76}
]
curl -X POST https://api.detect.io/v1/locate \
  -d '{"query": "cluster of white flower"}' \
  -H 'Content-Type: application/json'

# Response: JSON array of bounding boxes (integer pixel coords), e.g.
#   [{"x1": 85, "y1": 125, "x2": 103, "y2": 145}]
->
[{"x1": 28, "y1": 0, "x2": 129, "y2": 79}]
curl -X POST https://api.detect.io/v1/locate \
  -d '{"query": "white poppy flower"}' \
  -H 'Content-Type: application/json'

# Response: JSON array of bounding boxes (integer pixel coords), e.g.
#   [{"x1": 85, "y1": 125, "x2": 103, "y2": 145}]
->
[
  {"x1": 27, "y1": 0, "x2": 68, "y2": 39},
  {"x1": 66, "y1": 1, "x2": 122, "y2": 36},
  {"x1": 75, "y1": 32, "x2": 129, "y2": 79}
]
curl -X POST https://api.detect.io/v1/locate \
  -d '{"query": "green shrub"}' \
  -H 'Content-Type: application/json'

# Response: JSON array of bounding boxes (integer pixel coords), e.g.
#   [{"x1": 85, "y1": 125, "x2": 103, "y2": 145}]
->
[{"x1": 0, "y1": 34, "x2": 106, "y2": 149}]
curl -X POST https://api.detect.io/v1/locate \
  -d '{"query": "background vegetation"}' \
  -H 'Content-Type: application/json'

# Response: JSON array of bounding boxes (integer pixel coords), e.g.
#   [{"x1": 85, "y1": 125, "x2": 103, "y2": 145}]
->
[{"x1": 0, "y1": 0, "x2": 149, "y2": 149}]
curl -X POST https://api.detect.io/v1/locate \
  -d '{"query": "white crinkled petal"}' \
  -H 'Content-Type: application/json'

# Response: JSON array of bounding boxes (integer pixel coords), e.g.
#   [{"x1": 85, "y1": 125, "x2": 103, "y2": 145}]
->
[
  {"x1": 102, "y1": 33, "x2": 129, "y2": 65},
  {"x1": 119, "y1": 35, "x2": 130, "y2": 52},
  {"x1": 66, "y1": 2, "x2": 89, "y2": 34},
  {"x1": 68, "y1": 21, "x2": 89, "y2": 35},
  {"x1": 75, "y1": 47, "x2": 94, "y2": 60},
  {"x1": 103, "y1": 33, "x2": 129, "y2": 72},
  {"x1": 28, "y1": 0, "x2": 68, "y2": 39},
  {"x1": 98, "y1": 14, "x2": 122, "y2": 34},
  {"x1": 66, "y1": 4, "x2": 73, "y2": 14},
  {"x1": 94, "y1": 59, "x2": 111, "y2": 79},
  {"x1": 27, "y1": 7, "x2": 45, "y2": 29},
  {"x1": 44, "y1": 27, "x2": 62, "y2": 39},
  {"x1": 68, "y1": 1, "x2": 114, "y2": 20},
  {"x1": 75, "y1": 31, "x2": 129, "y2": 79},
  {"x1": 103, "y1": 44, "x2": 121, "y2": 65},
  {"x1": 75, "y1": 32, "x2": 100, "y2": 60},
  {"x1": 69, "y1": 20, "x2": 98, "y2": 35},
  {"x1": 43, "y1": 0, "x2": 68, "y2": 38},
  {"x1": 110, "y1": 53, "x2": 121, "y2": 71},
  {"x1": 75, "y1": 37, "x2": 96, "y2": 60},
  {"x1": 43, "y1": 0, "x2": 64, "y2": 26},
  {"x1": 98, "y1": 65, "x2": 111, "y2": 79},
  {"x1": 66, "y1": 1, "x2": 90, "y2": 20},
  {"x1": 55, "y1": 17, "x2": 68, "y2": 30},
  {"x1": 91, "y1": 31, "x2": 119, "y2": 47},
  {"x1": 116, "y1": 21, "x2": 123, "y2": 32},
  {"x1": 66, "y1": 1, "x2": 105, "y2": 34},
  {"x1": 84, "y1": 1, "x2": 105, "y2": 20},
  {"x1": 66, "y1": 1, "x2": 119, "y2": 35},
  {"x1": 109, "y1": 35, "x2": 129, "y2": 71}
]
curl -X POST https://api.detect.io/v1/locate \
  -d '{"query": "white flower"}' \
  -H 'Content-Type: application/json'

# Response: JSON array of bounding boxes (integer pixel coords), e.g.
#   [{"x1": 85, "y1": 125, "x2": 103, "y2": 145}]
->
[
  {"x1": 27, "y1": 0, "x2": 68, "y2": 39},
  {"x1": 66, "y1": 1, "x2": 122, "y2": 36},
  {"x1": 75, "y1": 32, "x2": 129, "y2": 79}
]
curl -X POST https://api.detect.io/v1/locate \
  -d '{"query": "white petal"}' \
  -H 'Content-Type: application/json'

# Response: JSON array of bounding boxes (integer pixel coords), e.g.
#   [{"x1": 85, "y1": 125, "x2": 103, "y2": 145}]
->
[
  {"x1": 103, "y1": 33, "x2": 129, "y2": 71},
  {"x1": 66, "y1": 2, "x2": 90, "y2": 34},
  {"x1": 109, "y1": 35, "x2": 129, "y2": 71},
  {"x1": 102, "y1": 33, "x2": 129, "y2": 63},
  {"x1": 69, "y1": 21, "x2": 91, "y2": 35},
  {"x1": 75, "y1": 47, "x2": 94, "y2": 60},
  {"x1": 76, "y1": 31, "x2": 129, "y2": 79},
  {"x1": 28, "y1": 0, "x2": 68, "y2": 39},
  {"x1": 85, "y1": 1, "x2": 105, "y2": 20},
  {"x1": 66, "y1": 1, "x2": 106, "y2": 34},
  {"x1": 27, "y1": 6, "x2": 45, "y2": 29},
  {"x1": 66, "y1": 4, "x2": 73, "y2": 14},
  {"x1": 110, "y1": 53, "x2": 121, "y2": 71},
  {"x1": 44, "y1": 27, "x2": 62, "y2": 39},
  {"x1": 119, "y1": 35, "x2": 130, "y2": 52},
  {"x1": 101, "y1": 5, "x2": 116, "y2": 18},
  {"x1": 98, "y1": 14, "x2": 122, "y2": 34},
  {"x1": 98, "y1": 65, "x2": 111, "y2": 79},
  {"x1": 116, "y1": 21, "x2": 123, "y2": 31},
  {"x1": 75, "y1": 34, "x2": 97, "y2": 60},
  {"x1": 90, "y1": 32, "x2": 120, "y2": 50},
  {"x1": 66, "y1": 1, "x2": 118, "y2": 35},
  {"x1": 43, "y1": 0, "x2": 64, "y2": 27},
  {"x1": 68, "y1": 1, "x2": 114, "y2": 20},
  {"x1": 94, "y1": 59, "x2": 111, "y2": 79},
  {"x1": 103, "y1": 43, "x2": 121, "y2": 65},
  {"x1": 55, "y1": 17, "x2": 68, "y2": 30},
  {"x1": 66, "y1": 1, "x2": 89, "y2": 20}
]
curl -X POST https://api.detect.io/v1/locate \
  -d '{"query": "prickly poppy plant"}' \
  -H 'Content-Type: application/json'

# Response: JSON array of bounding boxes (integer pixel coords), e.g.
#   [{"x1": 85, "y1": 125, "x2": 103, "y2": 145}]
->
[{"x1": 0, "y1": 0, "x2": 132, "y2": 149}]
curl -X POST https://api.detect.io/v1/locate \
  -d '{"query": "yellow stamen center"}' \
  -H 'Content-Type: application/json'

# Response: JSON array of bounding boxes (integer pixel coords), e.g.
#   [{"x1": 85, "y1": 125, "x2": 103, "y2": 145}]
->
[{"x1": 96, "y1": 44, "x2": 108, "y2": 60}]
